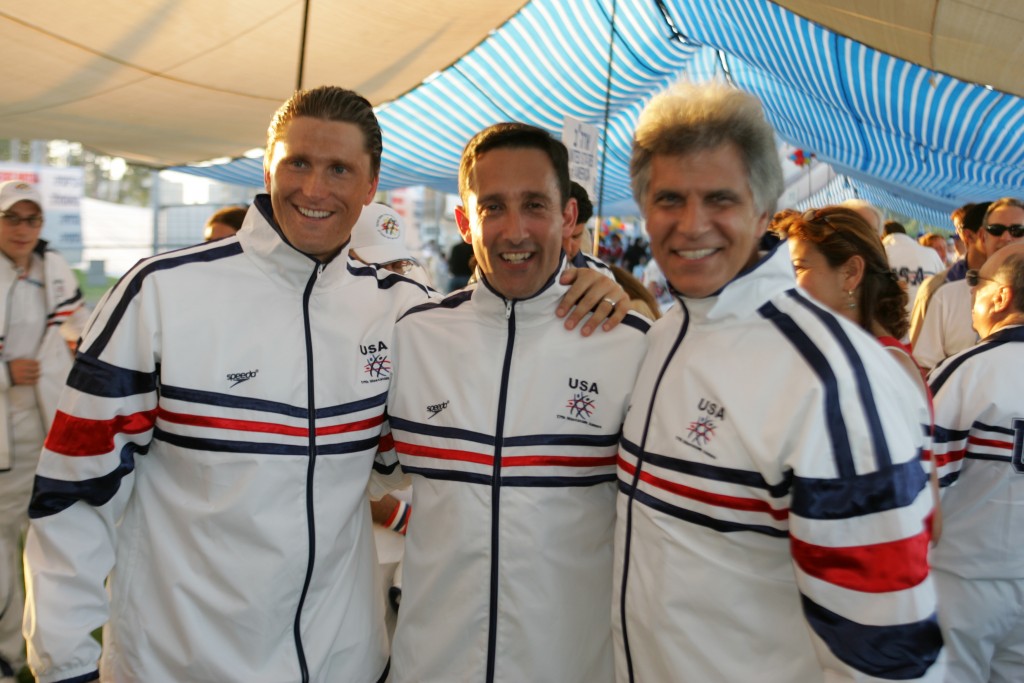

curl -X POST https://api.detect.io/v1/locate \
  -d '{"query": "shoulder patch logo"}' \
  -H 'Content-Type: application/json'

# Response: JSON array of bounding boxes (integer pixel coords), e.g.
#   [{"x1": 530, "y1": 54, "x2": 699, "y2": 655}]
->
[{"x1": 227, "y1": 369, "x2": 258, "y2": 388}]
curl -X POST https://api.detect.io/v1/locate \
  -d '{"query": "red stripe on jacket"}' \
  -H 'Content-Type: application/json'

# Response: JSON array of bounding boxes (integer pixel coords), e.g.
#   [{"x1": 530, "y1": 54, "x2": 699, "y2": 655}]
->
[
  {"x1": 397, "y1": 441, "x2": 615, "y2": 468},
  {"x1": 791, "y1": 531, "x2": 930, "y2": 593},
  {"x1": 618, "y1": 454, "x2": 789, "y2": 521},
  {"x1": 45, "y1": 409, "x2": 158, "y2": 456}
]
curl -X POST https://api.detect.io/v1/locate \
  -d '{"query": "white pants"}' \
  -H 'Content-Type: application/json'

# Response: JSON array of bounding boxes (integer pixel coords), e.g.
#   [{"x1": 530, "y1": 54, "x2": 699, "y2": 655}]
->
[
  {"x1": 934, "y1": 567, "x2": 1024, "y2": 683},
  {"x1": 0, "y1": 406, "x2": 44, "y2": 676}
]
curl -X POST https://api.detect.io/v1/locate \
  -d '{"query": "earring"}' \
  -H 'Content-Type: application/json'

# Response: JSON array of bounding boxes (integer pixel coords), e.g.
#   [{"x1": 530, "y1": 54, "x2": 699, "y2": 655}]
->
[{"x1": 846, "y1": 289, "x2": 857, "y2": 310}]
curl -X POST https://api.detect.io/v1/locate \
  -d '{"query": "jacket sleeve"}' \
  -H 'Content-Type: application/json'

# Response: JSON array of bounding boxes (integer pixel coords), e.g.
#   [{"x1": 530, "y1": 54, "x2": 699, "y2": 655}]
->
[
  {"x1": 785, "y1": 371, "x2": 944, "y2": 681},
  {"x1": 928, "y1": 360, "x2": 971, "y2": 489},
  {"x1": 367, "y1": 415, "x2": 410, "y2": 499},
  {"x1": 23, "y1": 267, "x2": 160, "y2": 683}
]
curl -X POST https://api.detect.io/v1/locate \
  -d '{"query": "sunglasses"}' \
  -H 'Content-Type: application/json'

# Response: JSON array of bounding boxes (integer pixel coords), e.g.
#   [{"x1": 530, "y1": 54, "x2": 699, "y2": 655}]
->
[
  {"x1": 965, "y1": 269, "x2": 1003, "y2": 288},
  {"x1": 984, "y1": 223, "x2": 1024, "y2": 238},
  {"x1": 801, "y1": 209, "x2": 840, "y2": 232},
  {"x1": 0, "y1": 212, "x2": 43, "y2": 228}
]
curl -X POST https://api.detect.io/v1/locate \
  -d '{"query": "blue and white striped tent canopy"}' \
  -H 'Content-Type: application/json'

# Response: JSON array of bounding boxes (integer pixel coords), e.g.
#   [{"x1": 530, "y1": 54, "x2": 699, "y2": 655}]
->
[{"x1": 173, "y1": 0, "x2": 1024, "y2": 229}]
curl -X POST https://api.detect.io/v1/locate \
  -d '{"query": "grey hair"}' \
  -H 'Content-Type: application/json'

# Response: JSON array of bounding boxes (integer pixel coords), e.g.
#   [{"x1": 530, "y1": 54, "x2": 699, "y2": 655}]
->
[
  {"x1": 629, "y1": 81, "x2": 783, "y2": 215},
  {"x1": 995, "y1": 251, "x2": 1024, "y2": 314},
  {"x1": 839, "y1": 199, "x2": 885, "y2": 234}
]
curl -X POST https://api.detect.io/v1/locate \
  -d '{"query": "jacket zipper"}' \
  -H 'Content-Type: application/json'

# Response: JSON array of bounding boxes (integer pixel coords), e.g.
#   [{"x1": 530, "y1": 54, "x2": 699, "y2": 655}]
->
[
  {"x1": 292, "y1": 263, "x2": 322, "y2": 683},
  {"x1": 485, "y1": 297, "x2": 516, "y2": 683},
  {"x1": 1, "y1": 274, "x2": 16, "y2": 471},
  {"x1": 619, "y1": 299, "x2": 689, "y2": 683}
]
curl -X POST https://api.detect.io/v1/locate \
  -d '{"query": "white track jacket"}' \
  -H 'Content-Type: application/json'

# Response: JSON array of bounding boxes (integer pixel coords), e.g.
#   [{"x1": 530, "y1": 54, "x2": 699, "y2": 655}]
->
[
  {"x1": 23, "y1": 197, "x2": 431, "y2": 683},
  {"x1": 386, "y1": 261, "x2": 649, "y2": 683},
  {"x1": 929, "y1": 324, "x2": 1024, "y2": 580},
  {"x1": 614, "y1": 244, "x2": 944, "y2": 683}
]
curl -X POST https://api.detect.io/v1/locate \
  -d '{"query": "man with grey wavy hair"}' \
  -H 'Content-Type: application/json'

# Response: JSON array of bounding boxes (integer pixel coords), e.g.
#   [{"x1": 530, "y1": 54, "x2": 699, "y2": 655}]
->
[
  {"x1": 615, "y1": 80, "x2": 944, "y2": 682},
  {"x1": 629, "y1": 80, "x2": 783, "y2": 217}
]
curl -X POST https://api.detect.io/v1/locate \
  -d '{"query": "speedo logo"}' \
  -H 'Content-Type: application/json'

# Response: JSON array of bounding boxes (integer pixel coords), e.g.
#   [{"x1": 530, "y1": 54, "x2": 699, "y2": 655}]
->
[
  {"x1": 227, "y1": 369, "x2": 258, "y2": 388},
  {"x1": 427, "y1": 400, "x2": 449, "y2": 419}
]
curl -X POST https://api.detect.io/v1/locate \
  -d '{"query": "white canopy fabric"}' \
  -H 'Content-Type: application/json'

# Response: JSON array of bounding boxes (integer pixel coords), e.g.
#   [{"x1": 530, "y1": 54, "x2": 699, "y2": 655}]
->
[
  {"x1": 0, "y1": 0, "x2": 526, "y2": 164},
  {"x1": 3, "y1": 0, "x2": 1023, "y2": 226}
]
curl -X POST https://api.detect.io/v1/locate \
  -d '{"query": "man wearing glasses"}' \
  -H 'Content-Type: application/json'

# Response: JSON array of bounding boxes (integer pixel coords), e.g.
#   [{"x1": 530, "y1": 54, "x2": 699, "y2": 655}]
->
[
  {"x1": 0, "y1": 180, "x2": 84, "y2": 682},
  {"x1": 915, "y1": 197, "x2": 1024, "y2": 369},
  {"x1": 928, "y1": 241, "x2": 1024, "y2": 683}
]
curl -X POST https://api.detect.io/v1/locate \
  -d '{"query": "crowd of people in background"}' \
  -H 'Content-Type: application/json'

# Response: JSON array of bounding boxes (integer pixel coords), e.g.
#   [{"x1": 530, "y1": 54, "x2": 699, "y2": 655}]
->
[{"x1": 0, "y1": 79, "x2": 1020, "y2": 683}]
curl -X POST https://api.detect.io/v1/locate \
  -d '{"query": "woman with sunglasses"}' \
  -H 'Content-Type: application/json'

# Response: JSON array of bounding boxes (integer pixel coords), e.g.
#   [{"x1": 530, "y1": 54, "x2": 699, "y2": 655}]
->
[{"x1": 780, "y1": 205, "x2": 942, "y2": 538}]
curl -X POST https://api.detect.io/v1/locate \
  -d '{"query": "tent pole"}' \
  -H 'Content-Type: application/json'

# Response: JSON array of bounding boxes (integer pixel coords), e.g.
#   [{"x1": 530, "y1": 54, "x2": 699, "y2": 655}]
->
[
  {"x1": 296, "y1": 0, "x2": 311, "y2": 91},
  {"x1": 594, "y1": 0, "x2": 618, "y2": 256}
]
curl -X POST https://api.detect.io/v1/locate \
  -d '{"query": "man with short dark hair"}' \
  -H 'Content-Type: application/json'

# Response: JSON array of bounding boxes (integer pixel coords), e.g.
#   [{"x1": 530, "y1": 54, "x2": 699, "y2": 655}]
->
[
  {"x1": 24, "y1": 86, "x2": 426, "y2": 683},
  {"x1": 929, "y1": 241, "x2": 1024, "y2": 683},
  {"x1": 384, "y1": 122, "x2": 645, "y2": 683},
  {"x1": 910, "y1": 201, "x2": 991, "y2": 347},
  {"x1": 881, "y1": 219, "x2": 945, "y2": 317},
  {"x1": 915, "y1": 197, "x2": 1024, "y2": 369},
  {"x1": 203, "y1": 205, "x2": 247, "y2": 241},
  {"x1": 24, "y1": 87, "x2": 625, "y2": 683},
  {"x1": 565, "y1": 181, "x2": 613, "y2": 278},
  {"x1": 615, "y1": 82, "x2": 943, "y2": 682}
]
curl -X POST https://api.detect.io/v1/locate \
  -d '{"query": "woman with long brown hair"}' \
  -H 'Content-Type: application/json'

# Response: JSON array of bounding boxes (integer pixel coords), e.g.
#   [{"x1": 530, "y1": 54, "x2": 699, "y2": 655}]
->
[{"x1": 781, "y1": 205, "x2": 941, "y2": 538}]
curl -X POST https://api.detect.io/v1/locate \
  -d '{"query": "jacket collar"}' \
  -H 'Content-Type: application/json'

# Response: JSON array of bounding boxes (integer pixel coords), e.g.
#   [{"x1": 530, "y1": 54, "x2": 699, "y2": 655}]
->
[
  {"x1": 676, "y1": 239, "x2": 796, "y2": 325},
  {"x1": 240, "y1": 194, "x2": 354, "y2": 290},
  {"x1": 471, "y1": 252, "x2": 570, "y2": 326}
]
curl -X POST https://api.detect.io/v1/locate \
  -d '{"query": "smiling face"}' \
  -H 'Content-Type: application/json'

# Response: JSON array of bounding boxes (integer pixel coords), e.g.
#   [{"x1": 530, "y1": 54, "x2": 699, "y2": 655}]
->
[
  {"x1": 0, "y1": 199, "x2": 43, "y2": 269},
  {"x1": 979, "y1": 203, "x2": 1024, "y2": 258},
  {"x1": 264, "y1": 116, "x2": 378, "y2": 262},
  {"x1": 789, "y1": 238, "x2": 851, "y2": 315},
  {"x1": 456, "y1": 147, "x2": 574, "y2": 300},
  {"x1": 642, "y1": 144, "x2": 769, "y2": 298}
]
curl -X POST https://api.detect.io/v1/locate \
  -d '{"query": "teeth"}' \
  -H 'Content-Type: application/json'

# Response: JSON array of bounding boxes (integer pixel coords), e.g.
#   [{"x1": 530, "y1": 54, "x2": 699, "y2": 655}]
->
[
  {"x1": 674, "y1": 248, "x2": 717, "y2": 259},
  {"x1": 502, "y1": 252, "x2": 532, "y2": 263},
  {"x1": 297, "y1": 207, "x2": 331, "y2": 219}
]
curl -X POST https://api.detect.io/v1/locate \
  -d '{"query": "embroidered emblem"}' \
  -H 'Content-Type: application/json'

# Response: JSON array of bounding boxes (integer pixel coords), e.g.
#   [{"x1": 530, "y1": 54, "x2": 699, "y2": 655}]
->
[
  {"x1": 557, "y1": 377, "x2": 602, "y2": 428},
  {"x1": 360, "y1": 340, "x2": 391, "y2": 384},
  {"x1": 377, "y1": 213, "x2": 400, "y2": 239}
]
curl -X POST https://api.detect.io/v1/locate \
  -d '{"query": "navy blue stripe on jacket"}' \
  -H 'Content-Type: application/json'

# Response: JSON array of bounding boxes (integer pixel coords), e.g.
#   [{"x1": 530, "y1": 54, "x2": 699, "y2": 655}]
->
[
  {"x1": 786, "y1": 291, "x2": 892, "y2": 468},
  {"x1": 30, "y1": 442, "x2": 146, "y2": 519},
  {"x1": 620, "y1": 437, "x2": 792, "y2": 498},
  {"x1": 84, "y1": 241, "x2": 243, "y2": 357},
  {"x1": 801, "y1": 595, "x2": 942, "y2": 679},
  {"x1": 761, "y1": 299, "x2": 857, "y2": 477}
]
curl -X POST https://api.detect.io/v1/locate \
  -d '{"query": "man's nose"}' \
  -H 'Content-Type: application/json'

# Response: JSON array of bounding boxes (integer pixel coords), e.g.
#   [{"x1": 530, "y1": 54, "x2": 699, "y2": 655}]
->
[
  {"x1": 302, "y1": 171, "x2": 328, "y2": 198},
  {"x1": 505, "y1": 210, "x2": 529, "y2": 242}
]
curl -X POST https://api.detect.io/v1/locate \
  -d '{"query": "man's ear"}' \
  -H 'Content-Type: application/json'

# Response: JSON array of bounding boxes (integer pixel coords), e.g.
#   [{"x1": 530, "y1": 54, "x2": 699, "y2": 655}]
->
[
  {"x1": 454, "y1": 206, "x2": 473, "y2": 244},
  {"x1": 264, "y1": 164, "x2": 272, "y2": 193},
  {"x1": 841, "y1": 254, "x2": 866, "y2": 291},
  {"x1": 991, "y1": 281, "x2": 1013, "y2": 314},
  {"x1": 562, "y1": 198, "x2": 579, "y2": 241},
  {"x1": 364, "y1": 174, "x2": 380, "y2": 205}
]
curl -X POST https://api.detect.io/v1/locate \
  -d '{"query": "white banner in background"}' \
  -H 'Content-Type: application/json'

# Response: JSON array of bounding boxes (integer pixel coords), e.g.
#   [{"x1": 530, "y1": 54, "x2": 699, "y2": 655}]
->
[{"x1": 561, "y1": 117, "x2": 599, "y2": 199}]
